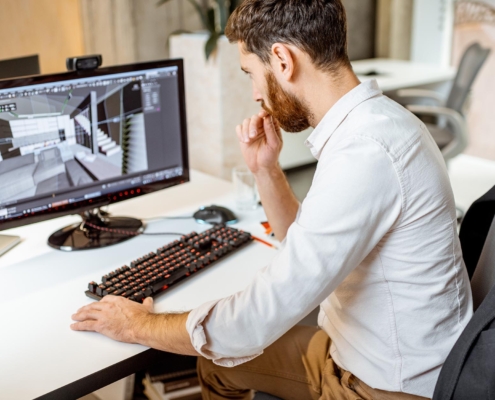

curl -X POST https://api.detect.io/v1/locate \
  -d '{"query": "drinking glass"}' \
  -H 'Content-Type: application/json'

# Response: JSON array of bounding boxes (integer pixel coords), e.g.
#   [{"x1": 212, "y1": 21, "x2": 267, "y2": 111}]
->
[{"x1": 232, "y1": 166, "x2": 258, "y2": 211}]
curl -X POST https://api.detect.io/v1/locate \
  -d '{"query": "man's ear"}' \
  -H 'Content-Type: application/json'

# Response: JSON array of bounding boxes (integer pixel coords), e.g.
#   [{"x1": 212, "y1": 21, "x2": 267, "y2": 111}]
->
[{"x1": 271, "y1": 43, "x2": 295, "y2": 82}]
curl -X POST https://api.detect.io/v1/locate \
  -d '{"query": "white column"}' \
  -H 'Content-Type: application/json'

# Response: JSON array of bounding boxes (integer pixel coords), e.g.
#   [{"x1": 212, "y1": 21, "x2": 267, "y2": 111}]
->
[{"x1": 410, "y1": 0, "x2": 455, "y2": 66}]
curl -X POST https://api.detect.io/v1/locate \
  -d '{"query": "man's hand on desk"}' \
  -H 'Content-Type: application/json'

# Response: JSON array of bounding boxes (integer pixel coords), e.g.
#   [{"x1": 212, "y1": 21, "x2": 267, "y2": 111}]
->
[
  {"x1": 71, "y1": 295, "x2": 154, "y2": 343},
  {"x1": 71, "y1": 296, "x2": 199, "y2": 356}
]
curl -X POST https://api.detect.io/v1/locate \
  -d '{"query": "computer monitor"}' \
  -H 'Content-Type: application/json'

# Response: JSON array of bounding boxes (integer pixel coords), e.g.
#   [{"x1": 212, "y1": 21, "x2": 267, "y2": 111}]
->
[
  {"x1": 0, "y1": 59, "x2": 189, "y2": 251},
  {"x1": 0, "y1": 55, "x2": 40, "y2": 80}
]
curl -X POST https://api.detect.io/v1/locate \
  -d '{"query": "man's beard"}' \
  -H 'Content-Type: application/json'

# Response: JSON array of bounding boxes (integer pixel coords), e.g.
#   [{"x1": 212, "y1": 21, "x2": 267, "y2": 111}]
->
[{"x1": 261, "y1": 70, "x2": 312, "y2": 133}]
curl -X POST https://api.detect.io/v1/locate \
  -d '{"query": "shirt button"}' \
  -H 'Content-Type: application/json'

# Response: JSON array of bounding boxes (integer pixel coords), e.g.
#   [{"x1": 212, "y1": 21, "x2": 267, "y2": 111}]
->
[{"x1": 227, "y1": 361, "x2": 234, "y2": 367}]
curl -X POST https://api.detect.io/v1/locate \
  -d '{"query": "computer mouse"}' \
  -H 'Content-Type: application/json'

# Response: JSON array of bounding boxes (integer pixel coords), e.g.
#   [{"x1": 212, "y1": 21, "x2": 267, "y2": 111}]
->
[{"x1": 193, "y1": 205, "x2": 238, "y2": 225}]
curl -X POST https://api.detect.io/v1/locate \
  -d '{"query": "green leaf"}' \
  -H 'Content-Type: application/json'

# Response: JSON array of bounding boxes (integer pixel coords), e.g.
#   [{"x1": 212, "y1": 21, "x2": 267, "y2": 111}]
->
[
  {"x1": 216, "y1": 0, "x2": 228, "y2": 32},
  {"x1": 206, "y1": 7, "x2": 216, "y2": 33},
  {"x1": 205, "y1": 31, "x2": 221, "y2": 60},
  {"x1": 187, "y1": 0, "x2": 213, "y2": 31}
]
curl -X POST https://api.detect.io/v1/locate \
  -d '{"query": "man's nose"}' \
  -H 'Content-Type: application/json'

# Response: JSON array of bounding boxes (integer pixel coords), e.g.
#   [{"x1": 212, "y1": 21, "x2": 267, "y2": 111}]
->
[{"x1": 252, "y1": 84, "x2": 263, "y2": 102}]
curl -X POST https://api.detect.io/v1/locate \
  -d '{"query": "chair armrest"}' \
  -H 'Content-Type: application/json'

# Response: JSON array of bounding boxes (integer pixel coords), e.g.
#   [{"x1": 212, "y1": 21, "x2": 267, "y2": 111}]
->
[
  {"x1": 406, "y1": 104, "x2": 465, "y2": 129},
  {"x1": 397, "y1": 89, "x2": 445, "y2": 106},
  {"x1": 407, "y1": 104, "x2": 468, "y2": 161}
]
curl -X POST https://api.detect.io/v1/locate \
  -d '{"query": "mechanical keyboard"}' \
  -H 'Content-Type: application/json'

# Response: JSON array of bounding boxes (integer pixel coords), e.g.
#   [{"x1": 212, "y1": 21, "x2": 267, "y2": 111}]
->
[{"x1": 85, "y1": 225, "x2": 253, "y2": 302}]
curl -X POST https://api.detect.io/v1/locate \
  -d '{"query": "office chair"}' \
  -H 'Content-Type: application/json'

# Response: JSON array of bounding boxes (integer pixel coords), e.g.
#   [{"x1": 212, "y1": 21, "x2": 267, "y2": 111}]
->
[
  {"x1": 0, "y1": 54, "x2": 40, "y2": 80},
  {"x1": 397, "y1": 43, "x2": 490, "y2": 164}
]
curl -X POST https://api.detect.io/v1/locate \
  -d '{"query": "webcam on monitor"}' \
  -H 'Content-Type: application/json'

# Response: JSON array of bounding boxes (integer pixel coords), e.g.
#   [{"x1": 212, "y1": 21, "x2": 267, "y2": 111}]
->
[{"x1": 66, "y1": 55, "x2": 103, "y2": 71}]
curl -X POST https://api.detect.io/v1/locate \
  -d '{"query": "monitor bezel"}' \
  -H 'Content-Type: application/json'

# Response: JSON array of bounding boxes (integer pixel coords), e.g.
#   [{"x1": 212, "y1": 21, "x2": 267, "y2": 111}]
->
[{"x1": 0, "y1": 58, "x2": 190, "y2": 231}]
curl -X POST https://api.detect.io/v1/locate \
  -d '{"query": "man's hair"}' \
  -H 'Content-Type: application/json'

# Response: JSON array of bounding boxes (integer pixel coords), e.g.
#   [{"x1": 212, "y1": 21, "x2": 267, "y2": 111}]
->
[{"x1": 225, "y1": 0, "x2": 351, "y2": 73}]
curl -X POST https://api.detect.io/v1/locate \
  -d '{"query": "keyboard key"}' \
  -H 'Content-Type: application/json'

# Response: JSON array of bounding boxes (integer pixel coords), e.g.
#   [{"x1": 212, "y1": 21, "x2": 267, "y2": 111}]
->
[
  {"x1": 96, "y1": 284, "x2": 106, "y2": 296},
  {"x1": 103, "y1": 287, "x2": 116, "y2": 296}
]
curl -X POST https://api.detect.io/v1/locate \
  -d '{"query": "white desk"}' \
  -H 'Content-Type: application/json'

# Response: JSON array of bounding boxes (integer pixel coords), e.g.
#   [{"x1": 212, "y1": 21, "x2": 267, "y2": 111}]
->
[
  {"x1": 0, "y1": 170, "x2": 278, "y2": 400},
  {"x1": 351, "y1": 58, "x2": 456, "y2": 93},
  {"x1": 449, "y1": 154, "x2": 495, "y2": 212},
  {"x1": 278, "y1": 58, "x2": 457, "y2": 170}
]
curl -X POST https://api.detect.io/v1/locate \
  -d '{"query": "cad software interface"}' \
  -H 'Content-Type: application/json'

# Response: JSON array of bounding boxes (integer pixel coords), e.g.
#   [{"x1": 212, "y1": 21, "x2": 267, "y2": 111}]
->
[{"x1": 0, "y1": 65, "x2": 184, "y2": 221}]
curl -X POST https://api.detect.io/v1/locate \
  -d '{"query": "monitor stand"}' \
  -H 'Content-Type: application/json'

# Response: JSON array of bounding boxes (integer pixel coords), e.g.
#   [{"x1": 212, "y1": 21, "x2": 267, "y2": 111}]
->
[{"x1": 48, "y1": 208, "x2": 143, "y2": 251}]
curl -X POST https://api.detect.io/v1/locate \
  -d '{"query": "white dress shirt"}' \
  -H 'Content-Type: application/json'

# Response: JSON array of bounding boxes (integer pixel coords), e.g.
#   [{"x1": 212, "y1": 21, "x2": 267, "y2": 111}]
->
[{"x1": 186, "y1": 80, "x2": 473, "y2": 398}]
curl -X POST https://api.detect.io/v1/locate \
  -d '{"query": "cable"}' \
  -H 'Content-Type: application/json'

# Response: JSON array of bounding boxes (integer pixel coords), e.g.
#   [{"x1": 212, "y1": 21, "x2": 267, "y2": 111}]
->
[
  {"x1": 141, "y1": 231, "x2": 186, "y2": 236},
  {"x1": 83, "y1": 221, "x2": 185, "y2": 237},
  {"x1": 142, "y1": 215, "x2": 195, "y2": 222}
]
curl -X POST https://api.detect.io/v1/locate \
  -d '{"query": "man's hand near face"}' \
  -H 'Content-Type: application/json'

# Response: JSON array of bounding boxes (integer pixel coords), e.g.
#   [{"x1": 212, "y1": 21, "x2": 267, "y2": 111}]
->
[
  {"x1": 236, "y1": 110, "x2": 299, "y2": 241},
  {"x1": 71, "y1": 296, "x2": 198, "y2": 356},
  {"x1": 237, "y1": 110, "x2": 283, "y2": 174}
]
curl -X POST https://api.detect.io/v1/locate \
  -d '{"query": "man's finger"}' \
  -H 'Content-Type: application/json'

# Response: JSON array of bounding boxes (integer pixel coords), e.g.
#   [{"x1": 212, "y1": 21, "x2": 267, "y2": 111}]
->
[
  {"x1": 258, "y1": 109, "x2": 269, "y2": 118},
  {"x1": 71, "y1": 320, "x2": 98, "y2": 332},
  {"x1": 248, "y1": 115, "x2": 264, "y2": 139},
  {"x1": 100, "y1": 295, "x2": 121, "y2": 303},
  {"x1": 263, "y1": 115, "x2": 282, "y2": 148},
  {"x1": 76, "y1": 303, "x2": 104, "y2": 314},
  {"x1": 72, "y1": 310, "x2": 101, "y2": 322},
  {"x1": 242, "y1": 118, "x2": 250, "y2": 143},
  {"x1": 271, "y1": 117, "x2": 282, "y2": 140},
  {"x1": 143, "y1": 297, "x2": 154, "y2": 312}
]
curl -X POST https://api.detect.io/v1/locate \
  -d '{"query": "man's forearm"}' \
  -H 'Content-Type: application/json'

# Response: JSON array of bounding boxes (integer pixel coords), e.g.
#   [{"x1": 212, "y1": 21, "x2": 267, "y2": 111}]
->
[
  {"x1": 133, "y1": 312, "x2": 199, "y2": 356},
  {"x1": 255, "y1": 165, "x2": 299, "y2": 241}
]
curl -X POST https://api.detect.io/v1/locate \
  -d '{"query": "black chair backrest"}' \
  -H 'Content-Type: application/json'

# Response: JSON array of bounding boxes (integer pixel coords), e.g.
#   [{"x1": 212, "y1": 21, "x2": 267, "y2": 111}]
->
[
  {"x1": 470, "y1": 215, "x2": 495, "y2": 310},
  {"x1": 446, "y1": 43, "x2": 490, "y2": 114},
  {"x1": 459, "y1": 185, "x2": 495, "y2": 280}
]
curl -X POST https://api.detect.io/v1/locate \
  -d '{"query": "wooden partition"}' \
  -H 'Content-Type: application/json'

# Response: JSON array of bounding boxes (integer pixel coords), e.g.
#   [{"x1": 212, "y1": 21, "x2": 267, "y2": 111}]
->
[
  {"x1": 0, "y1": 0, "x2": 203, "y2": 75},
  {"x1": 0, "y1": 0, "x2": 85, "y2": 74}
]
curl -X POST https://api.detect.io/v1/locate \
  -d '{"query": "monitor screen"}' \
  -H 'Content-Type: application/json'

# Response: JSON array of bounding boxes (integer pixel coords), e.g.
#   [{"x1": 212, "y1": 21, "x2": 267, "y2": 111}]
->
[{"x1": 0, "y1": 59, "x2": 189, "y2": 231}]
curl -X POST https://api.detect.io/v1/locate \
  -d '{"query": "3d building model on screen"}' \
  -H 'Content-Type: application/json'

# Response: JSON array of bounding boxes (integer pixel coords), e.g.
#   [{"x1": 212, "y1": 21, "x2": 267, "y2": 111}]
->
[{"x1": 0, "y1": 82, "x2": 148, "y2": 205}]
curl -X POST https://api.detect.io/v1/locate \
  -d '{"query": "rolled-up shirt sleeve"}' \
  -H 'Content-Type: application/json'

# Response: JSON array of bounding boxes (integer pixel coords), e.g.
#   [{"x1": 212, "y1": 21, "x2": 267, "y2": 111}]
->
[{"x1": 186, "y1": 136, "x2": 403, "y2": 367}]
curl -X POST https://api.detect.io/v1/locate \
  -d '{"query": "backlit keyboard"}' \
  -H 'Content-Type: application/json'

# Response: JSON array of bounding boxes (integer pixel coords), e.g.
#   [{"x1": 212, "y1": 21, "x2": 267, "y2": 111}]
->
[{"x1": 85, "y1": 225, "x2": 253, "y2": 302}]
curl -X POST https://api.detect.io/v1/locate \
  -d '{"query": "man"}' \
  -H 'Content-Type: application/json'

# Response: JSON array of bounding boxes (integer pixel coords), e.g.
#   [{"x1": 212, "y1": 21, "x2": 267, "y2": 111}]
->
[{"x1": 71, "y1": 1, "x2": 473, "y2": 399}]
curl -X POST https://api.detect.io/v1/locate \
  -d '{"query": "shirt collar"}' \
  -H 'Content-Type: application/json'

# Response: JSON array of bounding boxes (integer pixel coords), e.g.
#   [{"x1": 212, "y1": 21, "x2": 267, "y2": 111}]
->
[{"x1": 305, "y1": 79, "x2": 382, "y2": 159}]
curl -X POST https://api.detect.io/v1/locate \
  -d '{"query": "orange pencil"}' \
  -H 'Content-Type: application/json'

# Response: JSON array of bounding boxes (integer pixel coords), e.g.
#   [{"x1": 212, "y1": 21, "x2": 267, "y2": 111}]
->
[{"x1": 252, "y1": 235, "x2": 278, "y2": 249}]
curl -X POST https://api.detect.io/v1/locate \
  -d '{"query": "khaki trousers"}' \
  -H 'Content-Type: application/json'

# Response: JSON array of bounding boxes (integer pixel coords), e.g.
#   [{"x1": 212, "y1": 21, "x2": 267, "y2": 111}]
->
[{"x1": 197, "y1": 325, "x2": 431, "y2": 400}]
